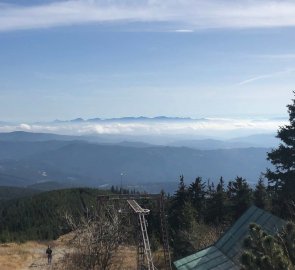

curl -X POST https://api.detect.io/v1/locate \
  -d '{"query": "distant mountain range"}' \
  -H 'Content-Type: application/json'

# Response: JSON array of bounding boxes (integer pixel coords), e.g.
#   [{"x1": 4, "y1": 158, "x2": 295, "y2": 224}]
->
[
  {"x1": 0, "y1": 131, "x2": 274, "y2": 193},
  {"x1": 0, "y1": 116, "x2": 286, "y2": 143},
  {"x1": 169, "y1": 134, "x2": 280, "y2": 150},
  {"x1": 0, "y1": 131, "x2": 83, "y2": 142},
  {"x1": 53, "y1": 116, "x2": 193, "y2": 123},
  {"x1": 0, "y1": 130, "x2": 279, "y2": 148}
]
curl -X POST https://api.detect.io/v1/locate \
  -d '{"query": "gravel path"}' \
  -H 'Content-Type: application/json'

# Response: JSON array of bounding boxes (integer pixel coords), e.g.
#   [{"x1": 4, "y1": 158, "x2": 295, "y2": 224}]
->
[{"x1": 23, "y1": 246, "x2": 68, "y2": 270}]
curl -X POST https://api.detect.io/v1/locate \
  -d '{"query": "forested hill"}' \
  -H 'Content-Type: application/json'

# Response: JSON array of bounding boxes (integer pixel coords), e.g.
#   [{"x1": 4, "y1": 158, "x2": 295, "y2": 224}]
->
[
  {"x1": 0, "y1": 182, "x2": 78, "y2": 201},
  {"x1": 0, "y1": 186, "x2": 41, "y2": 201},
  {"x1": 0, "y1": 139, "x2": 271, "y2": 190},
  {"x1": 0, "y1": 188, "x2": 108, "y2": 242}
]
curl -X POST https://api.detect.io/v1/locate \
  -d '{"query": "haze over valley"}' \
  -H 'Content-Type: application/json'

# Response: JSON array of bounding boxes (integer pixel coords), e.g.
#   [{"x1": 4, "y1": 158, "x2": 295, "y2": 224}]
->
[{"x1": 0, "y1": 119, "x2": 278, "y2": 193}]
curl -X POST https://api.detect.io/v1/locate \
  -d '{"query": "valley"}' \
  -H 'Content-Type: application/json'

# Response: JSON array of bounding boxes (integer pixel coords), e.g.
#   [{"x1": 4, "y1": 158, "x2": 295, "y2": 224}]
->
[{"x1": 0, "y1": 131, "x2": 274, "y2": 193}]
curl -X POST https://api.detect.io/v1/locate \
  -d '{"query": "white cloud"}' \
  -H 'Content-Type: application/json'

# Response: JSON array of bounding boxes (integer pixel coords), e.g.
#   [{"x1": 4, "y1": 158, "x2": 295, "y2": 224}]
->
[
  {"x1": 237, "y1": 69, "x2": 295, "y2": 85},
  {"x1": 19, "y1": 123, "x2": 32, "y2": 130},
  {"x1": 1, "y1": 0, "x2": 295, "y2": 31},
  {"x1": 0, "y1": 118, "x2": 287, "y2": 136},
  {"x1": 174, "y1": 29, "x2": 194, "y2": 33}
]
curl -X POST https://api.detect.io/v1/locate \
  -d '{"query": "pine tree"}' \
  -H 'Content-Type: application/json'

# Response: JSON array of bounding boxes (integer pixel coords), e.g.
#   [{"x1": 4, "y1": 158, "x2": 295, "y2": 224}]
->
[
  {"x1": 172, "y1": 203, "x2": 198, "y2": 259},
  {"x1": 188, "y1": 177, "x2": 206, "y2": 220},
  {"x1": 207, "y1": 179, "x2": 215, "y2": 198},
  {"x1": 215, "y1": 177, "x2": 227, "y2": 222},
  {"x1": 168, "y1": 175, "x2": 191, "y2": 231},
  {"x1": 228, "y1": 176, "x2": 252, "y2": 219},
  {"x1": 280, "y1": 222, "x2": 295, "y2": 266},
  {"x1": 176, "y1": 175, "x2": 188, "y2": 206},
  {"x1": 205, "y1": 177, "x2": 228, "y2": 224},
  {"x1": 254, "y1": 176, "x2": 268, "y2": 209},
  {"x1": 241, "y1": 223, "x2": 295, "y2": 270},
  {"x1": 266, "y1": 93, "x2": 295, "y2": 217},
  {"x1": 169, "y1": 176, "x2": 198, "y2": 258}
]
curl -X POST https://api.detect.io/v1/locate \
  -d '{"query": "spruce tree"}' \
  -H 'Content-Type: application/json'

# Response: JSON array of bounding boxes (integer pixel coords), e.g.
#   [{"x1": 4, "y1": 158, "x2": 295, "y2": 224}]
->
[
  {"x1": 228, "y1": 176, "x2": 252, "y2": 219},
  {"x1": 205, "y1": 177, "x2": 227, "y2": 224},
  {"x1": 176, "y1": 175, "x2": 189, "y2": 206},
  {"x1": 169, "y1": 176, "x2": 198, "y2": 258},
  {"x1": 266, "y1": 93, "x2": 295, "y2": 217},
  {"x1": 188, "y1": 177, "x2": 206, "y2": 220},
  {"x1": 254, "y1": 176, "x2": 268, "y2": 209},
  {"x1": 169, "y1": 175, "x2": 191, "y2": 231}
]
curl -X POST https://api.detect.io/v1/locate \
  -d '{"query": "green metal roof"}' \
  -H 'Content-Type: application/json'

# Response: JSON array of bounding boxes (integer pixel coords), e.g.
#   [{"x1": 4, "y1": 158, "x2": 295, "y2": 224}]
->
[
  {"x1": 174, "y1": 206, "x2": 286, "y2": 270},
  {"x1": 174, "y1": 246, "x2": 238, "y2": 270}
]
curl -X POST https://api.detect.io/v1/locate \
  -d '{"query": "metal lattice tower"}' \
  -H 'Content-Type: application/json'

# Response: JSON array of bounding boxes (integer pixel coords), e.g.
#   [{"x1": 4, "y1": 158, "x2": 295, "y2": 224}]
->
[
  {"x1": 97, "y1": 194, "x2": 172, "y2": 270},
  {"x1": 127, "y1": 200, "x2": 155, "y2": 270}
]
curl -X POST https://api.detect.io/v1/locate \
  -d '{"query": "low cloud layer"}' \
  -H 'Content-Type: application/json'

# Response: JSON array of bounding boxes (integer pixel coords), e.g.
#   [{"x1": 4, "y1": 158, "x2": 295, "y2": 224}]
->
[
  {"x1": 0, "y1": 118, "x2": 287, "y2": 138},
  {"x1": 1, "y1": 0, "x2": 295, "y2": 32}
]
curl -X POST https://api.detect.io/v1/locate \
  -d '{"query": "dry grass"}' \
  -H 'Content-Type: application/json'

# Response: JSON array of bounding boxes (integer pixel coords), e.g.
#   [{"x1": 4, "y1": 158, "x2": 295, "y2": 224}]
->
[
  {"x1": 110, "y1": 247, "x2": 165, "y2": 270},
  {"x1": 110, "y1": 246, "x2": 137, "y2": 270},
  {"x1": 0, "y1": 237, "x2": 68, "y2": 270},
  {"x1": 0, "y1": 234, "x2": 166, "y2": 270},
  {"x1": 0, "y1": 241, "x2": 48, "y2": 270},
  {"x1": 53, "y1": 245, "x2": 164, "y2": 270},
  {"x1": 111, "y1": 246, "x2": 166, "y2": 270}
]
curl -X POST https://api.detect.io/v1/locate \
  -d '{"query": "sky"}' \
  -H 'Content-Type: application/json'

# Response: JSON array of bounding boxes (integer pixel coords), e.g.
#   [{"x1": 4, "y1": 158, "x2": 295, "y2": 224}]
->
[{"x1": 0, "y1": 0, "x2": 295, "y2": 128}]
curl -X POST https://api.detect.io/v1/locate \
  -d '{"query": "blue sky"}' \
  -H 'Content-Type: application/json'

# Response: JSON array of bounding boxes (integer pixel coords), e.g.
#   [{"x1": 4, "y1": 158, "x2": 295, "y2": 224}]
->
[{"x1": 1, "y1": 0, "x2": 295, "y2": 122}]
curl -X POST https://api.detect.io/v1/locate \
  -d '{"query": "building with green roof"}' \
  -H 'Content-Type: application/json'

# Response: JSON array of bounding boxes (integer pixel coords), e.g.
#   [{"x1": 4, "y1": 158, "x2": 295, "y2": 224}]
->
[{"x1": 173, "y1": 206, "x2": 286, "y2": 270}]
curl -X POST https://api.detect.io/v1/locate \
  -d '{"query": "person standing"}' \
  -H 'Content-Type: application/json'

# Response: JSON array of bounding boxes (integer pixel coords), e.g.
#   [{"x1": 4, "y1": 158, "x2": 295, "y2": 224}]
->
[{"x1": 46, "y1": 245, "x2": 52, "y2": 265}]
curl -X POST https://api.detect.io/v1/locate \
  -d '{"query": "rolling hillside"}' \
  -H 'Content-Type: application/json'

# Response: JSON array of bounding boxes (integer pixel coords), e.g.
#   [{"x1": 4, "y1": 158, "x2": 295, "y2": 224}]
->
[{"x1": 0, "y1": 141, "x2": 271, "y2": 189}]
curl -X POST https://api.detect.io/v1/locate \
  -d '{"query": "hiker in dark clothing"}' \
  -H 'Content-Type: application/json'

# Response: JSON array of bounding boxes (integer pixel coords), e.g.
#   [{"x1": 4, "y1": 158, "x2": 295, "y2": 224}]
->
[{"x1": 46, "y1": 245, "x2": 52, "y2": 264}]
